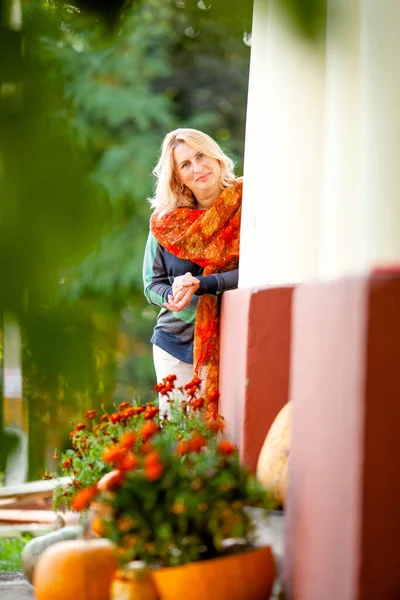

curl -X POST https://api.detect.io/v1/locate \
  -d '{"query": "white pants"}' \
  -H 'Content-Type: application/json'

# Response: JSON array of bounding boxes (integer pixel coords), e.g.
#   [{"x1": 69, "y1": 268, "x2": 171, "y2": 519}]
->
[{"x1": 152, "y1": 345, "x2": 194, "y2": 412}]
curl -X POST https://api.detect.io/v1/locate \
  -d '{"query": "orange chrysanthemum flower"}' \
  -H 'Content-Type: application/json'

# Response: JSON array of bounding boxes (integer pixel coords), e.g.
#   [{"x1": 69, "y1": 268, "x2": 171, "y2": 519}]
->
[
  {"x1": 206, "y1": 417, "x2": 225, "y2": 433},
  {"x1": 75, "y1": 423, "x2": 86, "y2": 431},
  {"x1": 175, "y1": 440, "x2": 191, "y2": 457},
  {"x1": 119, "y1": 402, "x2": 131, "y2": 411},
  {"x1": 140, "y1": 421, "x2": 160, "y2": 442},
  {"x1": 70, "y1": 485, "x2": 98, "y2": 512},
  {"x1": 102, "y1": 444, "x2": 126, "y2": 465},
  {"x1": 119, "y1": 432, "x2": 136, "y2": 451},
  {"x1": 144, "y1": 461, "x2": 164, "y2": 481},
  {"x1": 140, "y1": 441, "x2": 153, "y2": 455},
  {"x1": 100, "y1": 413, "x2": 109, "y2": 423},
  {"x1": 144, "y1": 451, "x2": 164, "y2": 481},
  {"x1": 119, "y1": 453, "x2": 138, "y2": 472}
]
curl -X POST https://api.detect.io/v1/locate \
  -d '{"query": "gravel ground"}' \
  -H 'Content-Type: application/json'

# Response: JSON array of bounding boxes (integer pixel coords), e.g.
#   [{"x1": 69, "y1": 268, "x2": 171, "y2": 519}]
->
[{"x1": 0, "y1": 572, "x2": 34, "y2": 599}]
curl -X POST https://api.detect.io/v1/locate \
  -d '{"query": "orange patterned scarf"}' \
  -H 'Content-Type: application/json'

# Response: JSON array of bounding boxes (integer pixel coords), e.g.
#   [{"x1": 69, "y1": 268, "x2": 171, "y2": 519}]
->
[{"x1": 150, "y1": 180, "x2": 242, "y2": 417}]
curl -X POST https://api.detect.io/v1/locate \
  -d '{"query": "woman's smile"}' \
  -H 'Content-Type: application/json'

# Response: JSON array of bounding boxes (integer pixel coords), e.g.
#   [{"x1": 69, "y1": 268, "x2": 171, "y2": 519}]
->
[{"x1": 196, "y1": 172, "x2": 210, "y2": 182}]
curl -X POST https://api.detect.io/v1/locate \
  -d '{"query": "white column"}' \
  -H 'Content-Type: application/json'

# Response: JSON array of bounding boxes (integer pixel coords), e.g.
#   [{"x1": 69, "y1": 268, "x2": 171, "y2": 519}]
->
[
  {"x1": 319, "y1": 0, "x2": 363, "y2": 278},
  {"x1": 359, "y1": 0, "x2": 400, "y2": 267},
  {"x1": 240, "y1": 0, "x2": 326, "y2": 287}
]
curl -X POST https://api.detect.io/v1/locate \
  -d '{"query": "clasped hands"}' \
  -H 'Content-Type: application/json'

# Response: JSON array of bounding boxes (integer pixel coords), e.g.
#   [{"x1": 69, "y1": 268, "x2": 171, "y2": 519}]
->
[{"x1": 164, "y1": 272, "x2": 200, "y2": 312}]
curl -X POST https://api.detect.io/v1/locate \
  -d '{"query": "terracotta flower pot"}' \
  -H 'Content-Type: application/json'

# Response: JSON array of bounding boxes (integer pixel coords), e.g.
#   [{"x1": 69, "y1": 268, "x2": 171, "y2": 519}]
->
[{"x1": 152, "y1": 546, "x2": 275, "y2": 600}]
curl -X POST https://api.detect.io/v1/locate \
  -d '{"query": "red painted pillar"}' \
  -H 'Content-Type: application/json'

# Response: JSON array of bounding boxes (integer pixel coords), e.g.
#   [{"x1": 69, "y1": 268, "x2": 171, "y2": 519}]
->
[
  {"x1": 285, "y1": 273, "x2": 400, "y2": 600},
  {"x1": 219, "y1": 286, "x2": 294, "y2": 470}
]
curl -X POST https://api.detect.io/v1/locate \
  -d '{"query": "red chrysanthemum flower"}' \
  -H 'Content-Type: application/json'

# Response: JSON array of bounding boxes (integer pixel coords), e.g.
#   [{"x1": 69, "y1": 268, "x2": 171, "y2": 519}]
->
[
  {"x1": 84, "y1": 409, "x2": 97, "y2": 420},
  {"x1": 121, "y1": 407, "x2": 136, "y2": 421},
  {"x1": 189, "y1": 433, "x2": 207, "y2": 453},
  {"x1": 191, "y1": 397, "x2": 205, "y2": 411},
  {"x1": 62, "y1": 458, "x2": 73, "y2": 469},
  {"x1": 144, "y1": 406, "x2": 160, "y2": 420},
  {"x1": 217, "y1": 441, "x2": 236, "y2": 456},
  {"x1": 110, "y1": 412, "x2": 122, "y2": 424},
  {"x1": 75, "y1": 423, "x2": 86, "y2": 431}
]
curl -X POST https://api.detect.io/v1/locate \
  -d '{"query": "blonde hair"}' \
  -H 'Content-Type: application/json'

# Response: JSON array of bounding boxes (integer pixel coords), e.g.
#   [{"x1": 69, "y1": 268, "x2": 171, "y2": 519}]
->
[{"x1": 150, "y1": 128, "x2": 236, "y2": 214}]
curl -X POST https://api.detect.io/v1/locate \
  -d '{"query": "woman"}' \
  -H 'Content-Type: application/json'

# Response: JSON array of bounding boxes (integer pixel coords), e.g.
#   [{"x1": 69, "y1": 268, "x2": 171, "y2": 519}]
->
[{"x1": 143, "y1": 128, "x2": 242, "y2": 418}]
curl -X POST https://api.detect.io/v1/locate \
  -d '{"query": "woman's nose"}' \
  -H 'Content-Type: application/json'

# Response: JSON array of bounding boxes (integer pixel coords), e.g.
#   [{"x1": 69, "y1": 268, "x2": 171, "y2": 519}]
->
[{"x1": 193, "y1": 160, "x2": 203, "y2": 173}]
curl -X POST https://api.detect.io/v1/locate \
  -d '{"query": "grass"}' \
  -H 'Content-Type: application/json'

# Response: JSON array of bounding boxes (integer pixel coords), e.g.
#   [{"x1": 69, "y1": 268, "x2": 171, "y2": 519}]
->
[{"x1": 0, "y1": 536, "x2": 30, "y2": 572}]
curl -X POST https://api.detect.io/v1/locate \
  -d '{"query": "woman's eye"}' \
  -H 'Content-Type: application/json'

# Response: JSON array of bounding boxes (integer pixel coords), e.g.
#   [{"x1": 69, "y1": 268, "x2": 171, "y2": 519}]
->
[
  {"x1": 198, "y1": 153, "x2": 204, "y2": 159},
  {"x1": 182, "y1": 162, "x2": 189, "y2": 169}
]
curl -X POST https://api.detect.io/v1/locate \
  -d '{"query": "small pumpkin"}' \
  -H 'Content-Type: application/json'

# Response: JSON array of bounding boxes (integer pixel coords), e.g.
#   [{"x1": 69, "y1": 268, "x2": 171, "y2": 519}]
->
[
  {"x1": 110, "y1": 563, "x2": 160, "y2": 600},
  {"x1": 256, "y1": 401, "x2": 291, "y2": 506},
  {"x1": 22, "y1": 525, "x2": 83, "y2": 584},
  {"x1": 33, "y1": 538, "x2": 117, "y2": 600}
]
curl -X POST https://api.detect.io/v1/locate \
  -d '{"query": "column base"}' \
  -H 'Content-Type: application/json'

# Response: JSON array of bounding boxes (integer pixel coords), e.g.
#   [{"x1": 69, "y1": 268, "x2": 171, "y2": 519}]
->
[
  {"x1": 219, "y1": 285, "x2": 293, "y2": 470},
  {"x1": 284, "y1": 272, "x2": 400, "y2": 599}
]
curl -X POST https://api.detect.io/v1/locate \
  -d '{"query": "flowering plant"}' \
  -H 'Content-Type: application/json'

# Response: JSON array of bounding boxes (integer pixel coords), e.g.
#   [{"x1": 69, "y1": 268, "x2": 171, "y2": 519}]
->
[{"x1": 53, "y1": 376, "x2": 271, "y2": 567}]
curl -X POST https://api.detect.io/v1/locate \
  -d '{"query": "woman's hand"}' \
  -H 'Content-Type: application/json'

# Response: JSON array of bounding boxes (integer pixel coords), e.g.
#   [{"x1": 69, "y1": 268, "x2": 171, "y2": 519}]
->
[
  {"x1": 164, "y1": 272, "x2": 200, "y2": 312},
  {"x1": 172, "y1": 273, "x2": 200, "y2": 302}
]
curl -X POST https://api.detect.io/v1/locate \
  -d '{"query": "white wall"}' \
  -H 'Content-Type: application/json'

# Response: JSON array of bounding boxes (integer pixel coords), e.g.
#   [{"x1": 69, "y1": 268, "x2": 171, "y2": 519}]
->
[
  {"x1": 240, "y1": 0, "x2": 400, "y2": 287},
  {"x1": 240, "y1": 0, "x2": 325, "y2": 287}
]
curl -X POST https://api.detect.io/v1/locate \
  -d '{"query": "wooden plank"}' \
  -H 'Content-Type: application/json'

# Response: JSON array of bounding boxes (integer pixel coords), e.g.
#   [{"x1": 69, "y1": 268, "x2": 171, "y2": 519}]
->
[
  {"x1": 0, "y1": 524, "x2": 53, "y2": 538},
  {"x1": 0, "y1": 509, "x2": 79, "y2": 525},
  {"x1": 0, "y1": 477, "x2": 70, "y2": 500},
  {"x1": 0, "y1": 497, "x2": 53, "y2": 510}
]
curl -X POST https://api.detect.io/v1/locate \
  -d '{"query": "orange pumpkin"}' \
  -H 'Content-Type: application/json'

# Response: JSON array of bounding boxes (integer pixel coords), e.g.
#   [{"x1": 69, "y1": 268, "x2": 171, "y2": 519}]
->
[
  {"x1": 256, "y1": 401, "x2": 291, "y2": 506},
  {"x1": 33, "y1": 538, "x2": 117, "y2": 600},
  {"x1": 152, "y1": 546, "x2": 275, "y2": 600}
]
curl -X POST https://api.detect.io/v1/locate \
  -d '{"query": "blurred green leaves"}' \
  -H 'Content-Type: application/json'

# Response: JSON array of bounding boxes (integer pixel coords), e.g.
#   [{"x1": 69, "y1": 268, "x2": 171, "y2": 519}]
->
[{"x1": 0, "y1": 1, "x2": 107, "y2": 315}]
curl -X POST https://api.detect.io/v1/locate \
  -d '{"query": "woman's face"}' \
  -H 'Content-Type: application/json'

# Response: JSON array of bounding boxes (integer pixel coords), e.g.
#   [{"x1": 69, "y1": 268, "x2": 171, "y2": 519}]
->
[{"x1": 174, "y1": 141, "x2": 221, "y2": 203}]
